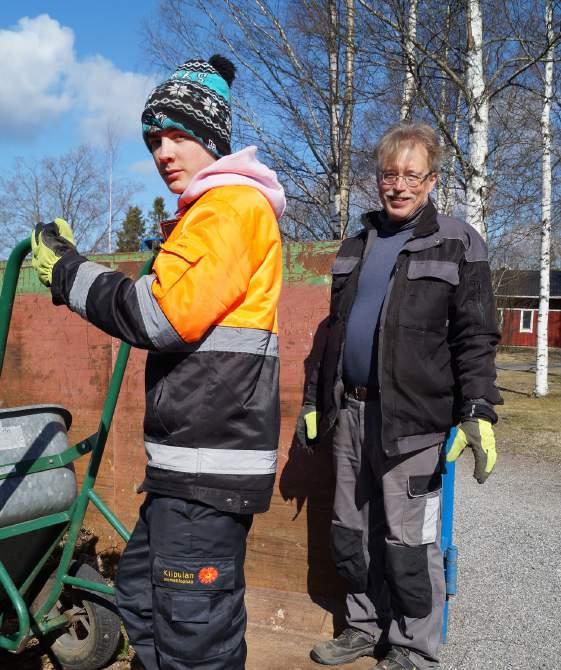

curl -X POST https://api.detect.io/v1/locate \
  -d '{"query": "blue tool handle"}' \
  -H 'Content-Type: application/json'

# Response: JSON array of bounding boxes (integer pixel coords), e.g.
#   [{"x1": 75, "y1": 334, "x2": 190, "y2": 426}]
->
[
  {"x1": 441, "y1": 427, "x2": 458, "y2": 644},
  {"x1": 445, "y1": 544, "x2": 458, "y2": 596}
]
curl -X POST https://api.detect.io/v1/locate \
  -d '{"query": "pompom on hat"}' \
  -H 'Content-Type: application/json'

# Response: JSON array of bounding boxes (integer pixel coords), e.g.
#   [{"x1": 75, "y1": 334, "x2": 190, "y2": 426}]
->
[{"x1": 142, "y1": 54, "x2": 236, "y2": 157}]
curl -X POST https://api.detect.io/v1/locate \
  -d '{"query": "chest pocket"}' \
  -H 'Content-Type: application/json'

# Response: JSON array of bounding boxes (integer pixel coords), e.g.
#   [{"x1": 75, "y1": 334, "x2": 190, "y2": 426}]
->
[
  {"x1": 332, "y1": 256, "x2": 360, "y2": 276},
  {"x1": 330, "y1": 255, "x2": 360, "y2": 313},
  {"x1": 328, "y1": 255, "x2": 361, "y2": 328},
  {"x1": 399, "y1": 260, "x2": 459, "y2": 332}
]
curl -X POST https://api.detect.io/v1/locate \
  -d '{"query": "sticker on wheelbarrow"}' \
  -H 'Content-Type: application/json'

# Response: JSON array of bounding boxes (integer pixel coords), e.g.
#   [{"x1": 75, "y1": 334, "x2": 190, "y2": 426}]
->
[
  {"x1": 0, "y1": 424, "x2": 25, "y2": 451},
  {"x1": 153, "y1": 554, "x2": 234, "y2": 590}
]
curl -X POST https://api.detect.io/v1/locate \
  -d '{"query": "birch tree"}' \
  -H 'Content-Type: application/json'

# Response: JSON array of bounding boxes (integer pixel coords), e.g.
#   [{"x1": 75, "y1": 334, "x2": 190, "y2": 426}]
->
[
  {"x1": 358, "y1": 0, "x2": 561, "y2": 238},
  {"x1": 104, "y1": 122, "x2": 120, "y2": 253},
  {"x1": 465, "y1": 0, "x2": 488, "y2": 237},
  {"x1": 147, "y1": 0, "x2": 362, "y2": 239},
  {"x1": 400, "y1": 0, "x2": 418, "y2": 121},
  {"x1": 535, "y1": 0, "x2": 555, "y2": 397},
  {"x1": 144, "y1": 0, "x2": 561, "y2": 246},
  {"x1": 338, "y1": 0, "x2": 355, "y2": 238}
]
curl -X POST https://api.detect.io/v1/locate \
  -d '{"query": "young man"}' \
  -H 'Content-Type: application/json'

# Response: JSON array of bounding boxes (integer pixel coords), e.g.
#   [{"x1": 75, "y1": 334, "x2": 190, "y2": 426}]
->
[
  {"x1": 298, "y1": 123, "x2": 501, "y2": 670},
  {"x1": 31, "y1": 55, "x2": 285, "y2": 670}
]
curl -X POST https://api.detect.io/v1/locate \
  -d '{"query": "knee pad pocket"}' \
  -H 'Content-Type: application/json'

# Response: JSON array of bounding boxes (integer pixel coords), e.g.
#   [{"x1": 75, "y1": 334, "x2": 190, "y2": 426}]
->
[
  {"x1": 385, "y1": 543, "x2": 432, "y2": 619},
  {"x1": 329, "y1": 523, "x2": 368, "y2": 593}
]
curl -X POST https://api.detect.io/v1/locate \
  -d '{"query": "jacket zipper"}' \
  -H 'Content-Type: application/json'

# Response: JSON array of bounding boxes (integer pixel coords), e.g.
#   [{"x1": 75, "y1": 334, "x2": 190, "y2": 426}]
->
[
  {"x1": 331, "y1": 231, "x2": 374, "y2": 427},
  {"x1": 377, "y1": 259, "x2": 402, "y2": 453}
]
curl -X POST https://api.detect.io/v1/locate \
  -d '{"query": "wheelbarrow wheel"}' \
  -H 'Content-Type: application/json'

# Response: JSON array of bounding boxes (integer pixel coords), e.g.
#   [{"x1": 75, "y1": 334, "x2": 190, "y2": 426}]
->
[{"x1": 33, "y1": 561, "x2": 121, "y2": 670}]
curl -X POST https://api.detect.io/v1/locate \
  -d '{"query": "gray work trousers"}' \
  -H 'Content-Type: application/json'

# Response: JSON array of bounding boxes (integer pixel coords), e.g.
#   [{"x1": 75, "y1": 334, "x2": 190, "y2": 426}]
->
[{"x1": 330, "y1": 395, "x2": 445, "y2": 668}]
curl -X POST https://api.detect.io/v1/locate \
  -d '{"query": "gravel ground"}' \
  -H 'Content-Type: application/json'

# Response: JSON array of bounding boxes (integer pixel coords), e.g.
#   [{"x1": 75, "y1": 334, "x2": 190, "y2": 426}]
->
[
  {"x1": 3, "y1": 451, "x2": 559, "y2": 669},
  {"x1": 439, "y1": 454, "x2": 561, "y2": 670}
]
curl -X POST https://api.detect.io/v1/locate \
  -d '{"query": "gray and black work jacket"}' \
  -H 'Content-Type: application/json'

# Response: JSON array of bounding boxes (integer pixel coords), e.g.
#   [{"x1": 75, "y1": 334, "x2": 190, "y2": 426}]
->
[{"x1": 305, "y1": 199, "x2": 502, "y2": 457}]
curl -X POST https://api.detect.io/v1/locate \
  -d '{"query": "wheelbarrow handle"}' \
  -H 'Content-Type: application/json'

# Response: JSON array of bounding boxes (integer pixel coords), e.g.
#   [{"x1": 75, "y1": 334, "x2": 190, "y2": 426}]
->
[{"x1": 0, "y1": 238, "x2": 32, "y2": 376}]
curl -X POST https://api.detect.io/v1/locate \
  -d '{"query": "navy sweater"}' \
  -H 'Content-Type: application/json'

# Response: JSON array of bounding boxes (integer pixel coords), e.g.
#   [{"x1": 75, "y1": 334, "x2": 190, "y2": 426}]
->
[{"x1": 343, "y1": 209, "x2": 423, "y2": 387}]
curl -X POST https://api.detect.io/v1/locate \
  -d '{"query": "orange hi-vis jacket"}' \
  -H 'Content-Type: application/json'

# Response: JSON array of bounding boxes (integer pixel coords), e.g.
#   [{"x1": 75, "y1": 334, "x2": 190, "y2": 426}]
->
[
  {"x1": 51, "y1": 183, "x2": 283, "y2": 514},
  {"x1": 153, "y1": 185, "x2": 280, "y2": 342}
]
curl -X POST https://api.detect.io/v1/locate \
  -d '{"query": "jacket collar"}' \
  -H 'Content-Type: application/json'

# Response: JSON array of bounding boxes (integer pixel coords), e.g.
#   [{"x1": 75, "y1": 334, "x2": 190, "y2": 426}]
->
[{"x1": 361, "y1": 198, "x2": 439, "y2": 239}]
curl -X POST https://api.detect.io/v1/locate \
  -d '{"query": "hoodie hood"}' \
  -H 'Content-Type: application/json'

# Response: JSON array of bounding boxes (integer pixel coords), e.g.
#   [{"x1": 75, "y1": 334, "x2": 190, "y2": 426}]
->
[{"x1": 177, "y1": 146, "x2": 286, "y2": 220}]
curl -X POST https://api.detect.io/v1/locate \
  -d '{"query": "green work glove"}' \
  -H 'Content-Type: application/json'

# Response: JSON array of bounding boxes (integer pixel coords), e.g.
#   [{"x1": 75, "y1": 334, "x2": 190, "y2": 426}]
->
[
  {"x1": 447, "y1": 418, "x2": 497, "y2": 484},
  {"x1": 296, "y1": 404, "x2": 319, "y2": 451},
  {"x1": 31, "y1": 218, "x2": 76, "y2": 287}
]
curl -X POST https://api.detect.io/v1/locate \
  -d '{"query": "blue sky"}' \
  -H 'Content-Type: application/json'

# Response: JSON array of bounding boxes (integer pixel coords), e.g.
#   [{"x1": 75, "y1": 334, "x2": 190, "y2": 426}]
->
[{"x1": 0, "y1": 1, "x2": 176, "y2": 219}]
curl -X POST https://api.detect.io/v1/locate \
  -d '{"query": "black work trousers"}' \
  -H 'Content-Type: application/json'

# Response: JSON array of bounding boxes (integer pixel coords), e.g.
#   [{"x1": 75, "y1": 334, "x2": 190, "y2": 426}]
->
[{"x1": 115, "y1": 494, "x2": 253, "y2": 670}]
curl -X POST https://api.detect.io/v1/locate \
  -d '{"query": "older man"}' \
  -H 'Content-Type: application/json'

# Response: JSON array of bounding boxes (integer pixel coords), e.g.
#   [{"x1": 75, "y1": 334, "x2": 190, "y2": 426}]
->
[{"x1": 298, "y1": 123, "x2": 501, "y2": 669}]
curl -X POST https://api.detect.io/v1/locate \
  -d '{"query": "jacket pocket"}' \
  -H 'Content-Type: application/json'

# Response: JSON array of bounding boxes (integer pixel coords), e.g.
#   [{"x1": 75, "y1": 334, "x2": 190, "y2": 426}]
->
[
  {"x1": 331, "y1": 256, "x2": 360, "y2": 294},
  {"x1": 144, "y1": 356, "x2": 173, "y2": 437},
  {"x1": 332, "y1": 256, "x2": 360, "y2": 275},
  {"x1": 329, "y1": 256, "x2": 361, "y2": 326},
  {"x1": 329, "y1": 522, "x2": 368, "y2": 593},
  {"x1": 161, "y1": 228, "x2": 206, "y2": 265},
  {"x1": 399, "y1": 260, "x2": 459, "y2": 332},
  {"x1": 407, "y1": 260, "x2": 459, "y2": 285},
  {"x1": 402, "y1": 473, "x2": 442, "y2": 546}
]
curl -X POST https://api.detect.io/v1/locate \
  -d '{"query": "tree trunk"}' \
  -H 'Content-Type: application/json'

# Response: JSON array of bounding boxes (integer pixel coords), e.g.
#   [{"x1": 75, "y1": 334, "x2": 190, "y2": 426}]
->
[
  {"x1": 435, "y1": 4, "x2": 455, "y2": 214},
  {"x1": 439, "y1": 92, "x2": 462, "y2": 216},
  {"x1": 535, "y1": 0, "x2": 554, "y2": 397},
  {"x1": 400, "y1": 0, "x2": 417, "y2": 121},
  {"x1": 328, "y1": 0, "x2": 342, "y2": 239},
  {"x1": 339, "y1": 0, "x2": 355, "y2": 239},
  {"x1": 465, "y1": 0, "x2": 488, "y2": 238}
]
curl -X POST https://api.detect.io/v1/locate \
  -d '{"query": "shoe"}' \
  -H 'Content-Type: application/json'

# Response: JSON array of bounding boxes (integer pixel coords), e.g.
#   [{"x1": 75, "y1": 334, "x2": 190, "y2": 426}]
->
[
  {"x1": 376, "y1": 645, "x2": 420, "y2": 669},
  {"x1": 310, "y1": 627, "x2": 376, "y2": 665}
]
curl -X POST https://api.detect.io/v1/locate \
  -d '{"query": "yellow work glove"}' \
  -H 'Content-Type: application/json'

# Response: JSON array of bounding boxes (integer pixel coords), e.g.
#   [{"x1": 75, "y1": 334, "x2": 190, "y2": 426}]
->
[
  {"x1": 447, "y1": 418, "x2": 496, "y2": 484},
  {"x1": 296, "y1": 404, "x2": 319, "y2": 451},
  {"x1": 31, "y1": 218, "x2": 76, "y2": 287}
]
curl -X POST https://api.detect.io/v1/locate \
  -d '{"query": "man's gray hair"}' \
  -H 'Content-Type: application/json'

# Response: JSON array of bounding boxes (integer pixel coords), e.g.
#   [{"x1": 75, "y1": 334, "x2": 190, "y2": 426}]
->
[{"x1": 374, "y1": 123, "x2": 442, "y2": 174}]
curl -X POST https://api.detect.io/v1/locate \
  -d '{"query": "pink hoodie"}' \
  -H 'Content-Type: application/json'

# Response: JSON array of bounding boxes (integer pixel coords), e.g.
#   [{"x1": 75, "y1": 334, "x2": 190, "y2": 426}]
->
[{"x1": 177, "y1": 146, "x2": 286, "y2": 220}]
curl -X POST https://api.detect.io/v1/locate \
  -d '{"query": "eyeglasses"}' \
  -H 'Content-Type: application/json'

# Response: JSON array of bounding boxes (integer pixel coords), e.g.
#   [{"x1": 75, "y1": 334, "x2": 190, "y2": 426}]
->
[{"x1": 379, "y1": 172, "x2": 433, "y2": 187}]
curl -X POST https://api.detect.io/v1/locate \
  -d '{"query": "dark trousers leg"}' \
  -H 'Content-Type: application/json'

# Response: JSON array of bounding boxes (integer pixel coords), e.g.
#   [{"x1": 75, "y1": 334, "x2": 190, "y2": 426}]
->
[
  {"x1": 116, "y1": 498, "x2": 158, "y2": 669},
  {"x1": 362, "y1": 398, "x2": 445, "y2": 668},
  {"x1": 330, "y1": 397, "x2": 391, "y2": 638},
  {"x1": 379, "y1": 446, "x2": 445, "y2": 669},
  {"x1": 116, "y1": 495, "x2": 252, "y2": 670}
]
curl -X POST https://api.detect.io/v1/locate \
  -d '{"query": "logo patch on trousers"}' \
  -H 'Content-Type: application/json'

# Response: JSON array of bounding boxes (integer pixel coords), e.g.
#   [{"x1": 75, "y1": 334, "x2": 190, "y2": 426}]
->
[
  {"x1": 161, "y1": 569, "x2": 195, "y2": 585},
  {"x1": 198, "y1": 566, "x2": 219, "y2": 584}
]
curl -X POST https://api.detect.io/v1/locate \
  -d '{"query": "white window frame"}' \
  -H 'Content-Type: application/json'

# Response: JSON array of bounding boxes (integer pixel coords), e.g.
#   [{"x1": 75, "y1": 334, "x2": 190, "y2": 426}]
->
[{"x1": 519, "y1": 308, "x2": 534, "y2": 333}]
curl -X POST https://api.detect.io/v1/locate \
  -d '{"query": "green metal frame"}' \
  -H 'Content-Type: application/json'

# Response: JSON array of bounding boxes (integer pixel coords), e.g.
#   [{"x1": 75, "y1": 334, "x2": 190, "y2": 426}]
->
[{"x1": 0, "y1": 238, "x2": 152, "y2": 652}]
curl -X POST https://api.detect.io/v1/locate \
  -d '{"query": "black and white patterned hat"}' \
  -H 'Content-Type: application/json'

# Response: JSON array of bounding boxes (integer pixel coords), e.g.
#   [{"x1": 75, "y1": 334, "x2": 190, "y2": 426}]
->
[{"x1": 142, "y1": 55, "x2": 235, "y2": 157}]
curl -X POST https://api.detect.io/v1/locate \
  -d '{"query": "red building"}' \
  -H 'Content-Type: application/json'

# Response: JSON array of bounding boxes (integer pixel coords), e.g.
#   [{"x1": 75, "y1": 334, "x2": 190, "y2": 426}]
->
[{"x1": 495, "y1": 270, "x2": 561, "y2": 347}]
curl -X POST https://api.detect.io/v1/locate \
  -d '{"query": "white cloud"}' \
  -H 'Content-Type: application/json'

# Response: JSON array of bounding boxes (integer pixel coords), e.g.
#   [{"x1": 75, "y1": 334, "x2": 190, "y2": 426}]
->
[
  {"x1": 0, "y1": 15, "x2": 74, "y2": 135},
  {"x1": 68, "y1": 56, "x2": 156, "y2": 145},
  {"x1": 0, "y1": 14, "x2": 156, "y2": 143},
  {"x1": 129, "y1": 159, "x2": 157, "y2": 176}
]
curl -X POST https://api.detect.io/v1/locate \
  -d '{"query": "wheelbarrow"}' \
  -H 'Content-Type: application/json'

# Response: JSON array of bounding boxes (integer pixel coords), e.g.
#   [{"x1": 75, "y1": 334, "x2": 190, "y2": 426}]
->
[{"x1": 0, "y1": 238, "x2": 151, "y2": 669}]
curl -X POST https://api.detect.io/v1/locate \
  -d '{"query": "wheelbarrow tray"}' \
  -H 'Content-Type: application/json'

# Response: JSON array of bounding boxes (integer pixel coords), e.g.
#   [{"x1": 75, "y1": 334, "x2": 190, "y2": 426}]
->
[{"x1": 0, "y1": 405, "x2": 75, "y2": 611}]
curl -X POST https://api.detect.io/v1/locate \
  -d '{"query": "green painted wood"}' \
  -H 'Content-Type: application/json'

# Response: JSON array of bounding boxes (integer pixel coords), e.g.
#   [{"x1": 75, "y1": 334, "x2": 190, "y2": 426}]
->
[{"x1": 0, "y1": 242, "x2": 340, "y2": 295}]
